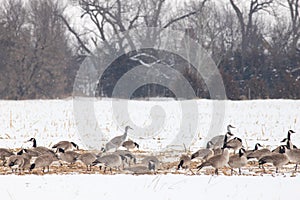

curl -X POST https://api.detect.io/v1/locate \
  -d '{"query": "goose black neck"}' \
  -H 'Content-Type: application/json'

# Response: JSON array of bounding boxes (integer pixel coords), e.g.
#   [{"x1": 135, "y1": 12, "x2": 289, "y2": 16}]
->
[
  {"x1": 287, "y1": 132, "x2": 292, "y2": 141},
  {"x1": 32, "y1": 139, "x2": 37, "y2": 148},
  {"x1": 239, "y1": 149, "x2": 244, "y2": 157},
  {"x1": 222, "y1": 135, "x2": 228, "y2": 149}
]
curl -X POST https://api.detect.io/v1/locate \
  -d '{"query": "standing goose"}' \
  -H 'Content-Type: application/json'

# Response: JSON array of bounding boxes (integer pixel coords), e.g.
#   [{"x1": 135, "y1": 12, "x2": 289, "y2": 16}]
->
[
  {"x1": 52, "y1": 141, "x2": 79, "y2": 152},
  {"x1": 27, "y1": 138, "x2": 55, "y2": 156},
  {"x1": 77, "y1": 152, "x2": 97, "y2": 171},
  {"x1": 30, "y1": 154, "x2": 59, "y2": 173},
  {"x1": 225, "y1": 137, "x2": 243, "y2": 154},
  {"x1": 122, "y1": 140, "x2": 139, "y2": 151},
  {"x1": 228, "y1": 148, "x2": 247, "y2": 175},
  {"x1": 247, "y1": 144, "x2": 271, "y2": 160},
  {"x1": 177, "y1": 154, "x2": 191, "y2": 170},
  {"x1": 57, "y1": 148, "x2": 80, "y2": 165},
  {"x1": 272, "y1": 130, "x2": 297, "y2": 152},
  {"x1": 207, "y1": 125, "x2": 235, "y2": 150},
  {"x1": 191, "y1": 141, "x2": 214, "y2": 161},
  {"x1": 92, "y1": 153, "x2": 124, "y2": 173},
  {"x1": 0, "y1": 148, "x2": 14, "y2": 166},
  {"x1": 283, "y1": 139, "x2": 300, "y2": 172},
  {"x1": 104, "y1": 126, "x2": 133, "y2": 152},
  {"x1": 197, "y1": 134, "x2": 230, "y2": 175},
  {"x1": 244, "y1": 143, "x2": 262, "y2": 156},
  {"x1": 258, "y1": 146, "x2": 289, "y2": 173}
]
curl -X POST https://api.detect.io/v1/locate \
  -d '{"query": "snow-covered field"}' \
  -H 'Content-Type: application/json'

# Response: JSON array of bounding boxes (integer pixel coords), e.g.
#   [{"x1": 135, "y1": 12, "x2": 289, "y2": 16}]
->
[
  {"x1": 0, "y1": 174, "x2": 299, "y2": 200},
  {"x1": 1, "y1": 98, "x2": 300, "y2": 151},
  {"x1": 1, "y1": 98, "x2": 300, "y2": 199}
]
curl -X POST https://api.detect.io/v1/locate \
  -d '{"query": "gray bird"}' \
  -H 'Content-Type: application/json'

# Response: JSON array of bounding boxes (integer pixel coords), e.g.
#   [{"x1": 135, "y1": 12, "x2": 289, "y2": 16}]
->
[
  {"x1": 103, "y1": 126, "x2": 133, "y2": 152},
  {"x1": 0, "y1": 148, "x2": 14, "y2": 166},
  {"x1": 207, "y1": 125, "x2": 235, "y2": 149},
  {"x1": 77, "y1": 152, "x2": 97, "y2": 171},
  {"x1": 122, "y1": 140, "x2": 139, "y2": 151},
  {"x1": 284, "y1": 139, "x2": 300, "y2": 172},
  {"x1": 272, "y1": 130, "x2": 297, "y2": 152},
  {"x1": 259, "y1": 146, "x2": 289, "y2": 173},
  {"x1": 30, "y1": 154, "x2": 59, "y2": 173},
  {"x1": 93, "y1": 153, "x2": 124, "y2": 173},
  {"x1": 191, "y1": 141, "x2": 214, "y2": 161},
  {"x1": 7, "y1": 155, "x2": 31, "y2": 173},
  {"x1": 52, "y1": 141, "x2": 79, "y2": 152},
  {"x1": 197, "y1": 135, "x2": 230, "y2": 175},
  {"x1": 226, "y1": 137, "x2": 243, "y2": 154},
  {"x1": 124, "y1": 160, "x2": 156, "y2": 174},
  {"x1": 57, "y1": 148, "x2": 80, "y2": 164},
  {"x1": 228, "y1": 148, "x2": 247, "y2": 175},
  {"x1": 244, "y1": 143, "x2": 263, "y2": 156},
  {"x1": 115, "y1": 150, "x2": 137, "y2": 167},
  {"x1": 141, "y1": 156, "x2": 161, "y2": 169},
  {"x1": 27, "y1": 138, "x2": 56, "y2": 156},
  {"x1": 177, "y1": 154, "x2": 191, "y2": 170}
]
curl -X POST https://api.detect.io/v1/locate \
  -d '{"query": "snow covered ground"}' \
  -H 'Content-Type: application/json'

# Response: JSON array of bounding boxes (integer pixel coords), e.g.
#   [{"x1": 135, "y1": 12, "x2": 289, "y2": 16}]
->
[
  {"x1": 1, "y1": 98, "x2": 300, "y2": 151},
  {"x1": 0, "y1": 174, "x2": 299, "y2": 200},
  {"x1": 1, "y1": 98, "x2": 300, "y2": 199}
]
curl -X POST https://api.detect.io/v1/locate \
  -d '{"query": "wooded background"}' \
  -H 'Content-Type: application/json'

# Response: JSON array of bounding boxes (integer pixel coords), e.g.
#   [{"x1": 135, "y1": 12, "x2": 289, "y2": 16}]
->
[{"x1": 0, "y1": 0, "x2": 300, "y2": 100}]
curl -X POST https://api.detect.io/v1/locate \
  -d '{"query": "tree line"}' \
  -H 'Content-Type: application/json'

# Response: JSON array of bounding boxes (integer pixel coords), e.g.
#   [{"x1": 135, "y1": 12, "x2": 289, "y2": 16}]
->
[{"x1": 0, "y1": 0, "x2": 300, "y2": 100}]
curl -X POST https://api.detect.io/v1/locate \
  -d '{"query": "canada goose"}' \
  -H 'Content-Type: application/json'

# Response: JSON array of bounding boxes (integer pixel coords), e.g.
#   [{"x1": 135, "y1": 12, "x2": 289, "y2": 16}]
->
[
  {"x1": 177, "y1": 154, "x2": 191, "y2": 170},
  {"x1": 141, "y1": 156, "x2": 161, "y2": 169},
  {"x1": 92, "y1": 153, "x2": 124, "y2": 173},
  {"x1": 207, "y1": 125, "x2": 235, "y2": 149},
  {"x1": 27, "y1": 138, "x2": 56, "y2": 156},
  {"x1": 57, "y1": 148, "x2": 80, "y2": 164},
  {"x1": 103, "y1": 126, "x2": 133, "y2": 152},
  {"x1": 77, "y1": 152, "x2": 97, "y2": 171},
  {"x1": 122, "y1": 140, "x2": 139, "y2": 151},
  {"x1": 191, "y1": 149, "x2": 214, "y2": 162},
  {"x1": 272, "y1": 130, "x2": 297, "y2": 152},
  {"x1": 247, "y1": 145, "x2": 271, "y2": 160},
  {"x1": 197, "y1": 135, "x2": 230, "y2": 175},
  {"x1": 228, "y1": 148, "x2": 247, "y2": 175},
  {"x1": 124, "y1": 160, "x2": 156, "y2": 174},
  {"x1": 115, "y1": 150, "x2": 136, "y2": 167},
  {"x1": 52, "y1": 141, "x2": 79, "y2": 152},
  {"x1": 30, "y1": 154, "x2": 59, "y2": 173},
  {"x1": 244, "y1": 143, "x2": 262, "y2": 156},
  {"x1": 0, "y1": 148, "x2": 14, "y2": 166},
  {"x1": 191, "y1": 141, "x2": 214, "y2": 161},
  {"x1": 258, "y1": 146, "x2": 289, "y2": 173},
  {"x1": 226, "y1": 137, "x2": 243, "y2": 154},
  {"x1": 284, "y1": 142, "x2": 300, "y2": 172},
  {"x1": 7, "y1": 155, "x2": 31, "y2": 173}
]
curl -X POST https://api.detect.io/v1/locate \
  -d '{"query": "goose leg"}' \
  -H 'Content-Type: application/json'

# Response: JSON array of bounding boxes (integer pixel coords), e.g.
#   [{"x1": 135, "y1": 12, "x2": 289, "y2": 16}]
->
[
  {"x1": 231, "y1": 168, "x2": 233, "y2": 175},
  {"x1": 215, "y1": 168, "x2": 218, "y2": 175},
  {"x1": 239, "y1": 168, "x2": 242, "y2": 175},
  {"x1": 295, "y1": 164, "x2": 298, "y2": 172}
]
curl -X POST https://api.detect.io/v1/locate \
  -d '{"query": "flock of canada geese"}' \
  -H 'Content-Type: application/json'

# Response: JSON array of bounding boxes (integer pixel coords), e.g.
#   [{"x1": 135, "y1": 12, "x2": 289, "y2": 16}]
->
[{"x1": 0, "y1": 125, "x2": 299, "y2": 176}]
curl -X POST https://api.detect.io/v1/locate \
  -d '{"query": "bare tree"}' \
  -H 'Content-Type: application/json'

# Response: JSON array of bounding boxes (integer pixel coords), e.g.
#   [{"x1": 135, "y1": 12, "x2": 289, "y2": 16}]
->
[
  {"x1": 229, "y1": 0, "x2": 273, "y2": 67},
  {"x1": 0, "y1": 0, "x2": 72, "y2": 99},
  {"x1": 59, "y1": 0, "x2": 208, "y2": 57}
]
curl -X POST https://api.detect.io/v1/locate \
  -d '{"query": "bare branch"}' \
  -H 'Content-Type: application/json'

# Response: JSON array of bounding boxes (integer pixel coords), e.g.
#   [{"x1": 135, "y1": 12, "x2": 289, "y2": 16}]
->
[{"x1": 57, "y1": 14, "x2": 92, "y2": 55}]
